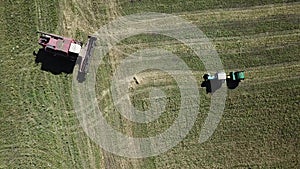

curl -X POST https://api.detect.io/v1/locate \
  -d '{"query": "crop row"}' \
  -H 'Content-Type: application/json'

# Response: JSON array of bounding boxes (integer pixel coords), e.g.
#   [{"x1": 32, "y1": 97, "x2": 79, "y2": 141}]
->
[{"x1": 119, "y1": 0, "x2": 299, "y2": 14}]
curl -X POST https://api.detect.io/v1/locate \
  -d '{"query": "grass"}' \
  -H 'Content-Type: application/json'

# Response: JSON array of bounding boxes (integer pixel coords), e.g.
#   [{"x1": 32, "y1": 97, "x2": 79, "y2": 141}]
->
[
  {"x1": 119, "y1": 0, "x2": 299, "y2": 14},
  {"x1": 1, "y1": 0, "x2": 299, "y2": 168}
]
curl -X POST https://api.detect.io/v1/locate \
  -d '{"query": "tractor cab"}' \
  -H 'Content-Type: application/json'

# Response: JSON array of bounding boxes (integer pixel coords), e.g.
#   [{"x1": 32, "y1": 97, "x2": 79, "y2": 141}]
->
[{"x1": 229, "y1": 71, "x2": 245, "y2": 81}]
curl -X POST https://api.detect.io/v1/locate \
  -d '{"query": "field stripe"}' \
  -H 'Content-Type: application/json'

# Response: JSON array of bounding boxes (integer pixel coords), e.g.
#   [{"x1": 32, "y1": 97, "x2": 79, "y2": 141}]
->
[
  {"x1": 114, "y1": 29, "x2": 299, "y2": 50},
  {"x1": 179, "y1": 2, "x2": 300, "y2": 23},
  {"x1": 98, "y1": 61, "x2": 300, "y2": 113}
]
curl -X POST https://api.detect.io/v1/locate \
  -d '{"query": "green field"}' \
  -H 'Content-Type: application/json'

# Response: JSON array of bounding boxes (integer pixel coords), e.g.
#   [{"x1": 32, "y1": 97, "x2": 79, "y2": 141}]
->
[{"x1": 0, "y1": 0, "x2": 299, "y2": 168}]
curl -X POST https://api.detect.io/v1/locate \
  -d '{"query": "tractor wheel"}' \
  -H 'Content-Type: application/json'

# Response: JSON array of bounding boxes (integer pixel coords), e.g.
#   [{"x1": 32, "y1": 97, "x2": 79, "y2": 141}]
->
[{"x1": 203, "y1": 74, "x2": 209, "y2": 80}]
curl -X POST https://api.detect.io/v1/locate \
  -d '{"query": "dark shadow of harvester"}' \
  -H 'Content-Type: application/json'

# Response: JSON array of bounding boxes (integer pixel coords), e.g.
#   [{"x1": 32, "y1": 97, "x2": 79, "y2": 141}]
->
[
  {"x1": 201, "y1": 71, "x2": 245, "y2": 93},
  {"x1": 34, "y1": 49, "x2": 76, "y2": 75}
]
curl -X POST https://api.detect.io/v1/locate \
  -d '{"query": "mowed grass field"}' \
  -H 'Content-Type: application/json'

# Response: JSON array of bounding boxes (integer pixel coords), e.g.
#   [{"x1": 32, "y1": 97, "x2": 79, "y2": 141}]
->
[{"x1": 0, "y1": 0, "x2": 299, "y2": 168}]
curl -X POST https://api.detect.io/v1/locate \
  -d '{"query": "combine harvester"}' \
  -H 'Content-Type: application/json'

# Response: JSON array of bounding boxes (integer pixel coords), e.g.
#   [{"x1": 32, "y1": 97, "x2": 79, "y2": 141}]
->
[{"x1": 37, "y1": 31, "x2": 97, "y2": 82}]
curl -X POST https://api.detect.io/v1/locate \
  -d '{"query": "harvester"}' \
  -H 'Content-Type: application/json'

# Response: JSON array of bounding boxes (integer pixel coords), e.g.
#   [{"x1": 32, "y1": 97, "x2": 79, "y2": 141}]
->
[
  {"x1": 37, "y1": 31, "x2": 82, "y2": 61},
  {"x1": 37, "y1": 31, "x2": 97, "y2": 81}
]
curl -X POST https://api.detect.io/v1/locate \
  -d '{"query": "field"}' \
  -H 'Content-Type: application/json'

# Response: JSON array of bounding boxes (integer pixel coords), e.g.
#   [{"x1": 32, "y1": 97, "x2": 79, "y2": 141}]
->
[{"x1": 0, "y1": 0, "x2": 299, "y2": 168}]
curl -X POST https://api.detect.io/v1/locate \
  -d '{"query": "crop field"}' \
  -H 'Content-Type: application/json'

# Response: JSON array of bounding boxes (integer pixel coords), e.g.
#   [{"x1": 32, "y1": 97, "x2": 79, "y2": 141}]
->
[{"x1": 0, "y1": 0, "x2": 299, "y2": 168}]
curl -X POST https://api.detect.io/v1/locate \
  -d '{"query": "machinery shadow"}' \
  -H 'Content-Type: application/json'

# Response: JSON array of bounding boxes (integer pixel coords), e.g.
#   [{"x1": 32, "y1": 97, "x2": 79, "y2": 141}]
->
[
  {"x1": 201, "y1": 76, "x2": 241, "y2": 93},
  {"x1": 226, "y1": 78, "x2": 240, "y2": 89},
  {"x1": 33, "y1": 49, "x2": 76, "y2": 75},
  {"x1": 201, "y1": 79, "x2": 223, "y2": 94}
]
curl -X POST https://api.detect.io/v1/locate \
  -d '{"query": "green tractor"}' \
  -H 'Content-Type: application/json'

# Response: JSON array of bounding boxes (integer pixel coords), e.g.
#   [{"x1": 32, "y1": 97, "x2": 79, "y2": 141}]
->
[
  {"x1": 228, "y1": 71, "x2": 245, "y2": 81},
  {"x1": 204, "y1": 71, "x2": 245, "y2": 82},
  {"x1": 202, "y1": 71, "x2": 245, "y2": 92}
]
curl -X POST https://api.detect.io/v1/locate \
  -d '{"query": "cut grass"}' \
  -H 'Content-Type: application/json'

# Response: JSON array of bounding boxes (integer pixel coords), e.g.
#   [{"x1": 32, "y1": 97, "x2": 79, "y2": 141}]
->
[
  {"x1": 1, "y1": 0, "x2": 299, "y2": 168},
  {"x1": 119, "y1": 0, "x2": 299, "y2": 14},
  {"x1": 95, "y1": 2, "x2": 299, "y2": 168}
]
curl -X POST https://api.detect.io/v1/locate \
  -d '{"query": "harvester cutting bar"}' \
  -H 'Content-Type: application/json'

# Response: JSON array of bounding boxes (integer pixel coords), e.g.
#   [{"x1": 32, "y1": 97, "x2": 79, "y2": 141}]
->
[{"x1": 77, "y1": 36, "x2": 97, "y2": 82}]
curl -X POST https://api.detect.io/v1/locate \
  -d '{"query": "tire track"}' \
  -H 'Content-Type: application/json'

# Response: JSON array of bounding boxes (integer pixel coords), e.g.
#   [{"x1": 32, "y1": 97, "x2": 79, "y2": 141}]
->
[
  {"x1": 112, "y1": 29, "x2": 299, "y2": 54},
  {"x1": 57, "y1": 1, "x2": 110, "y2": 168},
  {"x1": 95, "y1": 1, "x2": 143, "y2": 168},
  {"x1": 17, "y1": 0, "x2": 74, "y2": 167},
  {"x1": 60, "y1": 0, "x2": 92, "y2": 36},
  {"x1": 37, "y1": 1, "x2": 92, "y2": 166},
  {"x1": 103, "y1": 29, "x2": 299, "y2": 75}
]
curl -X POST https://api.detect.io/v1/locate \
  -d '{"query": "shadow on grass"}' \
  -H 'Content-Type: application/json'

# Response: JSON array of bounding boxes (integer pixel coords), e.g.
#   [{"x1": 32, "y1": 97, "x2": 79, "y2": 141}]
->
[
  {"x1": 226, "y1": 78, "x2": 240, "y2": 89},
  {"x1": 201, "y1": 79, "x2": 223, "y2": 94},
  {"x1": 33, "y1": 49, "x2": 76, "y2": 75},
  {"x1": 201, "y1": 76, "x2": 241, "y2": 93}
]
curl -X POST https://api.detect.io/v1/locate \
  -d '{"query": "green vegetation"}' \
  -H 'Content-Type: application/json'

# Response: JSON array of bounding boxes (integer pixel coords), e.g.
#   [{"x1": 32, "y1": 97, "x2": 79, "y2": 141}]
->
[
  {"x1": 120, "y1": 0, "x2": 299, "y2": 14},
  {"x1": 1, "y1": 0, "x2": 299, "y2": 168}
]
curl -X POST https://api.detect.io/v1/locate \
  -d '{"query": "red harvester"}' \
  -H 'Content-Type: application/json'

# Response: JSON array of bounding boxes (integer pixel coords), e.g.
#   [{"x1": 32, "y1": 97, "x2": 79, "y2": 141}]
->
[{"x1": 37, "y1": 31, "x2": 97, "y2": 82}]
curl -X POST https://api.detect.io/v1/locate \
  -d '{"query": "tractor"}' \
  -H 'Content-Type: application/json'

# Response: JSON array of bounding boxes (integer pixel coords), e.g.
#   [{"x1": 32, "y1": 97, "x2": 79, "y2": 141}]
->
[
  {"x1": 228, "y1": 71, "x2": 245, "y2": 81},
  {"x1": 202, "y1": 71, "x2": 245, "y2": 92},
  {"x1": 203, "y1": 71, "x2": 245, "y2": 82}
]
